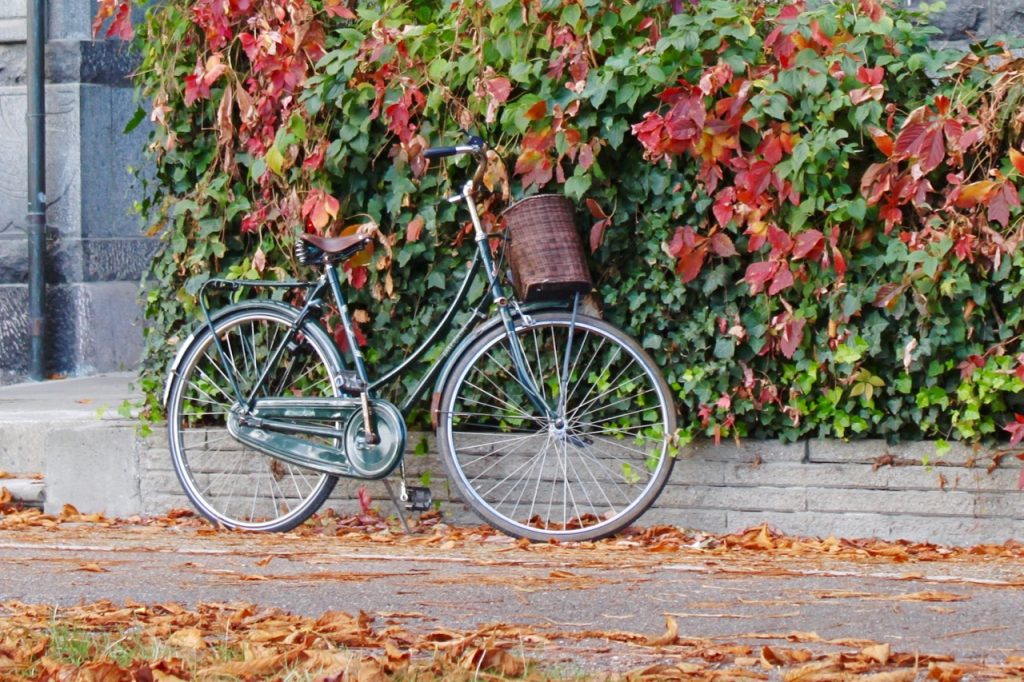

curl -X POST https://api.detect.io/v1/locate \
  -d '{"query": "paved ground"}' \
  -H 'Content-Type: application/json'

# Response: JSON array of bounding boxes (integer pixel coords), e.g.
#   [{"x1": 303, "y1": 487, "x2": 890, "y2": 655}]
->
[{"x1": 1, "y1": 520, "x2": 1023, "y2": 673}]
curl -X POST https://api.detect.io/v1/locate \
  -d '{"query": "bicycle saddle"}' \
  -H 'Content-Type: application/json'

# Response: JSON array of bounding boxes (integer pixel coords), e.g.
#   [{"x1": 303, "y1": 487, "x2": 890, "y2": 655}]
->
[{"x1": 297, "y1": 232, "x2": 372, "y2": 264}]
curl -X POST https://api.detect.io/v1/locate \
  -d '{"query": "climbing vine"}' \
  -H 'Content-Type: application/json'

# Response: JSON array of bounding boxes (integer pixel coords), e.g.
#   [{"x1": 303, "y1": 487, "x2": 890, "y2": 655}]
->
[{"x1": 95, "y1": 0, "x2": 1024, "y2": 446}]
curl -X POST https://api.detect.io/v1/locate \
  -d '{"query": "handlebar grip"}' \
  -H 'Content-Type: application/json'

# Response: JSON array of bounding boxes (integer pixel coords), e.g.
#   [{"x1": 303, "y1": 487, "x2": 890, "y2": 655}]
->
[{"x1": 423, "y1": 146, "x2": 458, "y2": 159}]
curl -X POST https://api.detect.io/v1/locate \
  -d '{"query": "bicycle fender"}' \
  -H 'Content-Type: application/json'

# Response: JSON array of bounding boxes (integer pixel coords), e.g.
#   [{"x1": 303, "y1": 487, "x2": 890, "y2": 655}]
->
[
  {"x1": 428, "y1": 302, "x2": 569, "y2": 429},
  {"x1": 161, "y1": 300, "x2": 320, "y2": 408}
]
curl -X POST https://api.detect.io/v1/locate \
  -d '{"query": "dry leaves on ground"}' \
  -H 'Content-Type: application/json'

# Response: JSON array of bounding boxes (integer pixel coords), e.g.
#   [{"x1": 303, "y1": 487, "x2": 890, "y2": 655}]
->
[
  {"x1": 4, "y1": 493, "x2": 1024, "y2": 568},
  {"x1": 1, "y1": 602, "x2": 1023, "y2": 681}
]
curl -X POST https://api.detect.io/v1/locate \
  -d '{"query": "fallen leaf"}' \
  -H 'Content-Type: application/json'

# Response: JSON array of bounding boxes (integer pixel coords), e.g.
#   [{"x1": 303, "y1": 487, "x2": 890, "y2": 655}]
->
[
  {"x1": 167, "y1": 627, "x2": 207, "y2": 650},
  {"x1": 862, "y1": 641, "x2": 892, "y2": 664},
  {"x1": 646, "y1": 614, "x2": 679, "y2": 646}
]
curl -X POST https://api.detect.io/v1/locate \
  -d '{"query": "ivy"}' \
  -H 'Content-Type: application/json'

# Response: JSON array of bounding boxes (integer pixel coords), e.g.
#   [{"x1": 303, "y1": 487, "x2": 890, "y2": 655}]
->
[{"x1": 95, "y1": 0, "x2": 1024, "y2": 447}]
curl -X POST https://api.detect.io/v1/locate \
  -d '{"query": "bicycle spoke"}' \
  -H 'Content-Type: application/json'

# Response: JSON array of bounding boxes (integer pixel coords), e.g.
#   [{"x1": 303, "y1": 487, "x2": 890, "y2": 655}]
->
[
  {"x1": 568, "y1": 376, "x2": 658, "y2": 424},
  {"x1": 565, "y1": 351, "x2": 636, "y2": 422},
  {"x1": 168, "y1": 309, "x2": 338, "y2": 531},
  {"x1": 440, "y1": 313, "x2": 675, "y2": 542}
]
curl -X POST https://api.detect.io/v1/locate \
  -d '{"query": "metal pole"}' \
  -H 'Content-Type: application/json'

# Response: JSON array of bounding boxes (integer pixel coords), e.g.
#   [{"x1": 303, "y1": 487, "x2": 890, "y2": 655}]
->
[{"x1": 26, "y1": 0, "x2": 46, "y2": 381}]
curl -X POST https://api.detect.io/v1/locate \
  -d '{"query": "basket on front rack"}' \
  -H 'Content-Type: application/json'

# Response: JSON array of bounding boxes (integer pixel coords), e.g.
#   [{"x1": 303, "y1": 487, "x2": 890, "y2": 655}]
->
[{"x1": 502, "y1": 194, "x2": 593, "y2": 302}]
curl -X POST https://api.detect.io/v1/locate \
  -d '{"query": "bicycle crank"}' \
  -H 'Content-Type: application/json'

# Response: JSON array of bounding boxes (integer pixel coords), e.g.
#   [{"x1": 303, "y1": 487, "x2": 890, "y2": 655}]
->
[{"x1": 226, "y1": 397, "x2": 406, "y2": 479}]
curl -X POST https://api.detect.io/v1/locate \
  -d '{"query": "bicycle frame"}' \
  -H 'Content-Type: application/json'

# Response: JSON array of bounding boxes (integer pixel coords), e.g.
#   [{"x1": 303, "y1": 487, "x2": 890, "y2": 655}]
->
[{"x1": 180, "y1": 170, "x2": 562, "y2": 428}]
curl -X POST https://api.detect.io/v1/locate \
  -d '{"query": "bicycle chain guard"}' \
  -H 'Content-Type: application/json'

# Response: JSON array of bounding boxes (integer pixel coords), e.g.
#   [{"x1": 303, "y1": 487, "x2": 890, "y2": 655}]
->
[{"x1": 226, "y1": 397, "x2": 406, "y2": 480}]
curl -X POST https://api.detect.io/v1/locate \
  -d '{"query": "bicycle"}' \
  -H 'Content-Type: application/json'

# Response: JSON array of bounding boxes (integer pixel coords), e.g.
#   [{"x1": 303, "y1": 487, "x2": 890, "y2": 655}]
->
[{"x1": 162, "y1": 135, "x2": 677, "y2": 542}]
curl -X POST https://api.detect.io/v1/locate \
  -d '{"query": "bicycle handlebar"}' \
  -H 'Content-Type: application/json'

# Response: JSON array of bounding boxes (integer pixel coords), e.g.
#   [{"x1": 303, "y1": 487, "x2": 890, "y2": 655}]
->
[
  {"x1": 422, "y1": 146, "x2": 460, "y2": 159},
  {"x1": 423, "y1": 135, "x2": 489, "y2": 195}
]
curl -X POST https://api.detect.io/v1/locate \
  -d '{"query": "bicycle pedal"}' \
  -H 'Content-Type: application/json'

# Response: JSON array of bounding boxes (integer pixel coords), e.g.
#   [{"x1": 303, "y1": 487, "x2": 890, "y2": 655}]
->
[
  {"x1": 404, "y1": 486, "x2": 432, "y2": 511},
  {"x1": 335, "y1": 370, "x2": 368, "y2": 395}
]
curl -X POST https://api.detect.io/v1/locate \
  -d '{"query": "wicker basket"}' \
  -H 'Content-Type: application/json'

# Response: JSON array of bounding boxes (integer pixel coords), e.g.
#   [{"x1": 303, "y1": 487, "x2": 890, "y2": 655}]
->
[{"x1": 503, "y1": 194, "x2": 592, "y2": 302}]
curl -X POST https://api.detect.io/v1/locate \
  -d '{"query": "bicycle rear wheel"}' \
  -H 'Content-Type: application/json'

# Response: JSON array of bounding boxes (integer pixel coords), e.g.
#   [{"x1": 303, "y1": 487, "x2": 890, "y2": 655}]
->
[
  {"x1": 165, "y1": 304, "x2": 341, "y2": 531},
  {"x1": 436, "y1": 312, "x2": 676, "y2": 542}
]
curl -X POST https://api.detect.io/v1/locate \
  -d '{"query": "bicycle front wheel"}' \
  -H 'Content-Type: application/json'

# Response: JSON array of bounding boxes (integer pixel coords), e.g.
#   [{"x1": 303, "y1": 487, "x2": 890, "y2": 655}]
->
[
  {"x1": 165, "y1": 304, "x2": 342, "y2": 531},
  {"x1": 437, "y1": 312, "x2": 676, "y2": 542}
]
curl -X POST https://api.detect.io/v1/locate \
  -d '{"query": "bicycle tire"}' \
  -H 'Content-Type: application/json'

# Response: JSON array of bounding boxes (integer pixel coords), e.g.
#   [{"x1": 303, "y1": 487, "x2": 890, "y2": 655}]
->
[
  {"x1": 165, "y1": 304, "x2": 342, "y2": 531},
  {"x1": 436, "y1": 311, "x2": 676, "y2": 542}
]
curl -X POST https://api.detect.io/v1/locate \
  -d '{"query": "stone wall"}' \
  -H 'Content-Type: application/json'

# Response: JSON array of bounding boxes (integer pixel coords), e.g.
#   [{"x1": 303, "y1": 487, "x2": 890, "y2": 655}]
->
[
  {"x1": 96, "y1": 431, "x2": 1024, "y2": 545},
  {"x1": 0, "y1": 2, "x2": 152, "y2": 385},
  {"x1": 908, "y1": 0, "x2": 1024, "y2": 42}
]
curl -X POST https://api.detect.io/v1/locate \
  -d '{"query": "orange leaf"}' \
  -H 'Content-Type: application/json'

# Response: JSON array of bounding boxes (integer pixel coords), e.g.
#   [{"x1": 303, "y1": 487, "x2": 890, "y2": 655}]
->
[
  {"x1": 862, "y1": 642, "x2": 892, "y2": 664},
  {"x1": 646, "y1": 615, "x2": 679, "y2": 646},
  {"x1": 167, "y1": 627, "x2": 208, "y2": 650},
  {"x1": 867, "y1": 126, "x2": 893, "y2": 157},
  {"x1": 525, "y1": 100, "x2": 548, "y2": 121},
  {"x1": 406, "y1": 215, "x2": 425, "y2": 243},
  {"x1": 585, "y1": 197, "x2": 608, "y2": 219},
  {"x1": 1010, "y1": 148, "x2": 1024, "y2": 175},
  {"x1": 954, "y1": 180, "x2": 997, "y2": 208}
]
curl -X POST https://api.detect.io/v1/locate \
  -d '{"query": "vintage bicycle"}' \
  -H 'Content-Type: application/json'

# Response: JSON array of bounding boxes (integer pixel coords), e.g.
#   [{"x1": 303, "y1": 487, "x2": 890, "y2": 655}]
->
[{"x1": 162, "y1": 135, "x2": 677, "y2": 542}]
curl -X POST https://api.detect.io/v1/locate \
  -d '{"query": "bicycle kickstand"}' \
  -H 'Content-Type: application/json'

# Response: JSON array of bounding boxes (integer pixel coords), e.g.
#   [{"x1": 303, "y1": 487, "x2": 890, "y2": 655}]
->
[{"x1": 382, "y1": 479, "x2": 413, "y2": 534}]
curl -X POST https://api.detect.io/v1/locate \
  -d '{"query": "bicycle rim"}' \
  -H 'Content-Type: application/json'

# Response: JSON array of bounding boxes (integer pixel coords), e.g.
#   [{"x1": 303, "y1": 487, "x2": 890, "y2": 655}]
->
[
  {"x1": 166, "y1": 306, "x2": 340, "y2": 531},
  {"x1": 438, "y1": 312, "x2": 676, "y2": 542}
]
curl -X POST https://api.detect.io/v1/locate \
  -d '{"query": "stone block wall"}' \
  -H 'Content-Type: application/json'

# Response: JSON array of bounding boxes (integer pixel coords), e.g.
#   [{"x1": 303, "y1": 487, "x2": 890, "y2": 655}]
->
[
  {"x1": 908, "y1": 0, "x2": 1024, "y2": 42},
  {"x1": 129, "y1": 431, "x2": 1024, "y2": 545},
  {"x1": 0, "y1": 2, "x2": 152, "y2": 385}
]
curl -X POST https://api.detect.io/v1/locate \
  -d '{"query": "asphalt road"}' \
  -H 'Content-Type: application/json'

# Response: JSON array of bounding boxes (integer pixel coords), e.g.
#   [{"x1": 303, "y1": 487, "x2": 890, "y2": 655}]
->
[{"x1": 2, "y1": 519, "x2": 1023, "y2": 675}]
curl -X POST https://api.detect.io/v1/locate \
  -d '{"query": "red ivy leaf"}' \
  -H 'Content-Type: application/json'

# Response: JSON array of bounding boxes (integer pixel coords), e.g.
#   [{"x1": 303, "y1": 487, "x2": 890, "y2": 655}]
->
[
  {"x1": 780, "y1": 316, "x2": 805, "y2": 359},
  {"x1": 850, "y1": 85, "x2": 884, "y2": 105},
  {"x1": 873, "y1": 283, "x2": 905, "y2": 310},
  {"x1": 987, "y1": 180, "x2": 1021, "y2": 228},
  {"x1": 713, "y1": 188, "x2": 736, "y2": 227},
  {"x1": 325, "y1": 0, "x2": 357, "y2": 19},
  {"x1": 768, "y1": 265, "x2": 794, "y2": 295},
  {"x1": 744, "y1": 261, "x2": 777, "y2": 294},
  {"x1": 676, "y1": 244, "x2": 707, "y2": 283},
  {"x1": 590, "y1": 218, "x2": 610, "y2": 253},
  {"x1": 184, "y1": 54, "x2": 228, "y2": 106},
  {"x1": 1003, "y1": 413, "x2": 1024, "y2": 447},
  {"x1": 856, "y1": 65, "x2": 884, "y2": 86},
  {"x1": 486, "y1": 76, "x2": 512, "y2": 103},
  {"x1": 347, "y1": 265, "x2": 369, "y2": 290},
  {"x1": 894, "y1": 117, "x2": 945, "y2": 173},
  {"x1": 832, "y1": 244, "x2": 848, "y2": 278},
  {"x1": 792, "y1": 229, "x2": 824, "y2": 260},
  {"x1": 859, "y1": 0, "x2": 885, "y2": 21},
  {"x1": 385, "y1": 99, "x2": 413, "y2": 143},
  {"x1": 585, "y1": 198, "x2": 608, "y2": 220},
  {"x1": 514, "y1": 150, "x2": 553, "y2": 188},
  {"x1": 578, "y1": 142, "x2": 595, "y2": 170},
  {"x1": 93, "y1": 0, "x2": 133, "y2": 40},
  {"x1": 302, "y1": 142, "x2": 327, "y2": 172},
  {"x1": 952, "y1": 180, "x2": 997, "y2": 209},
  {"x1": 766, "y1": 224, "x2": 793, "y2": 256},
  {"x1": 709, "y1": 232, "x2": 737, "y2": 257},
  {"x1": 958, "y1": 355, "x2": 986, "y2": 381}
]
